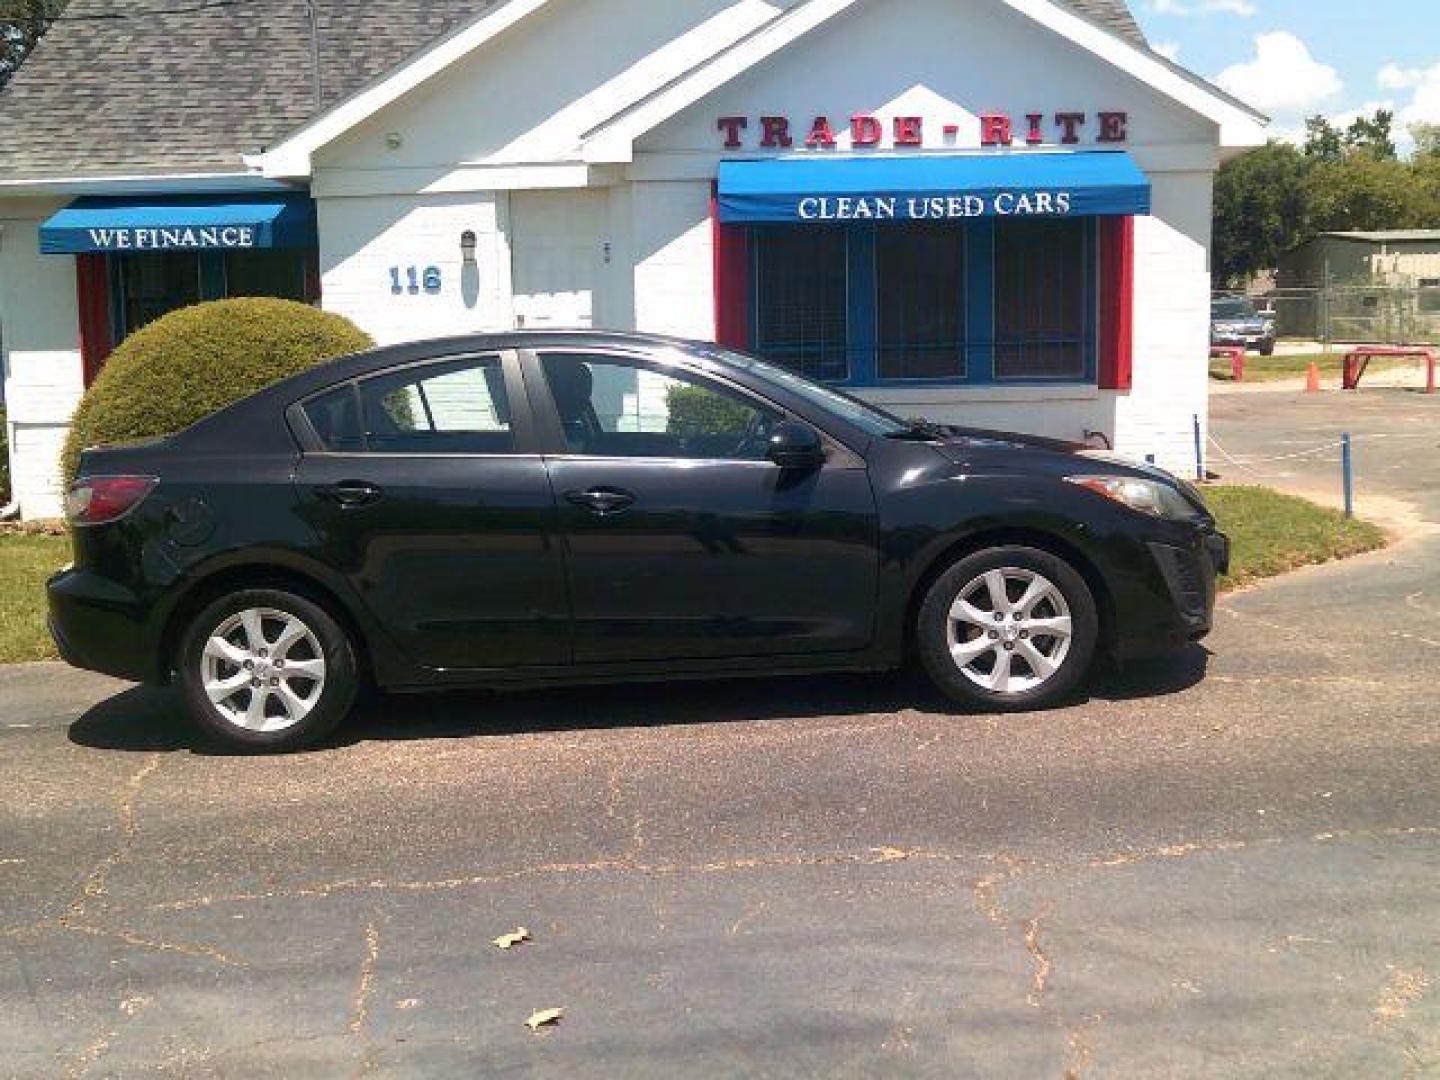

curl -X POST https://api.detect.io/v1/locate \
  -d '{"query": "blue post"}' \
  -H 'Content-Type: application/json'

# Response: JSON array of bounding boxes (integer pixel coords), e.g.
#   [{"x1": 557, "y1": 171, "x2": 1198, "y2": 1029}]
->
[
  {"x1": 1193, "y1": 415, "x2": 1204, "y2": 481},
  {"x1": 1342, "y1": 433, "x2": 1354, "y2": 518}
]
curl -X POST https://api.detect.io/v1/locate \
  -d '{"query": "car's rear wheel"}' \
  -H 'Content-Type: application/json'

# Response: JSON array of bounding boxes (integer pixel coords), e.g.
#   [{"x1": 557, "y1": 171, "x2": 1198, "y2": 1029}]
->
[
  {"x1": 917, "y1": 546, "x2": 1098, "y2": 712},
  {"x1": 178, "y1": 588, "x2": 358, "y2": 752}
]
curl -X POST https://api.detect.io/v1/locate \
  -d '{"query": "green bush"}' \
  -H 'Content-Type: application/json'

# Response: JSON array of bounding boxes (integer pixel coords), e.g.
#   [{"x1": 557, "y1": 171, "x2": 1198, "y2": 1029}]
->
[
  {"x1": 62, "y1": 298, "x2": 372, "y2": 481},
  {"x1": 666, "y1": 384, "x2": 753, "y2": 437},
  {"x1": 1, "y1": 406, "x2": 10, "y2": 505}
]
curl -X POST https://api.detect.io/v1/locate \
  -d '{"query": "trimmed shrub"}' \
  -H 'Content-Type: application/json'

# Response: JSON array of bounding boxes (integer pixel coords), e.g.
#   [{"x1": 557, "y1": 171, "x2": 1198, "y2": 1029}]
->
[
  {"x1": 62, "y1": 298, "x2": 372, "y2": 481},
  {"x1": 666, "y1": 384, "x2": 754, "y2": 437}
]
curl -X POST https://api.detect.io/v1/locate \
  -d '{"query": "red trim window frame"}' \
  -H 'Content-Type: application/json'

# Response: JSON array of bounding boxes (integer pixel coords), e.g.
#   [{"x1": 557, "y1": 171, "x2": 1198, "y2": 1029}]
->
[
  {"x1": 1098, "y1": 215, "x2": 1135, "y2": 391},
  {"x1": 75, "y1": 253, "x2": 114, "y2": 387},
  {"x1": 711, "y1": 185, "x2": 751, "y2": 350}
]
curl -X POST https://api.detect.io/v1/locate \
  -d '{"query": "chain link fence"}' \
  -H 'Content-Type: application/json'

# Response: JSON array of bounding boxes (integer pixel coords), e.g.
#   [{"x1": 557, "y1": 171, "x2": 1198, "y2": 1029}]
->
[{"x1": 1242, "y1": 286, "x2": 1440, "y2": 346}]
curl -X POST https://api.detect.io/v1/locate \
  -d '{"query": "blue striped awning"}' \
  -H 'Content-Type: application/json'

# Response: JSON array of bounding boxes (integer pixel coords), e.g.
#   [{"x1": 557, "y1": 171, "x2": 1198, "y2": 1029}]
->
[
  {"x1": 40, "y1": 193, "x2": 318, "y2": 255},
  {"x1": 718, "y1": 152, "x2": 1151, "y2": 225}
]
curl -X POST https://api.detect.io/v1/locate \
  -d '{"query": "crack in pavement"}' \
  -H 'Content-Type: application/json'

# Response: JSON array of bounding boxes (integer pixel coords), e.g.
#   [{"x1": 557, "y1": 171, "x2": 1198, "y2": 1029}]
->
[
  {"x1": 1022, "y1": 916, "x2": 1052, "y2": 1009},
  {"x1": 64, "y1": 754, "x2": 163, "y2": 922},
  {"x1": 139, "y1": 825, "x2": 1440, "y2": 916}
]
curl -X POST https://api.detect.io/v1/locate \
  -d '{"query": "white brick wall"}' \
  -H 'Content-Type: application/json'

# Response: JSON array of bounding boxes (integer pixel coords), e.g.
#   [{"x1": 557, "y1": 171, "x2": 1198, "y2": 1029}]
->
[
  {"x1": 317, "y1": 193, "x2": 511, "y2": 346},
  {"x1": 1112, "y1": 170, "x2": 1214, "y2": 477},
  {"x1": 1, "y1": 201, "x2": 84, "y2": 519},
  {"x1": 629, "y1": 181, "x2": 715, "y2": 339}
]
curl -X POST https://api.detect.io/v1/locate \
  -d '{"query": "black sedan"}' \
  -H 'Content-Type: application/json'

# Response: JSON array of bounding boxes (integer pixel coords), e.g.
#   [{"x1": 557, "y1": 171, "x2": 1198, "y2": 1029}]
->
[{"x1": 50, "y1": 332, "x2": 1229, "y2": 752}]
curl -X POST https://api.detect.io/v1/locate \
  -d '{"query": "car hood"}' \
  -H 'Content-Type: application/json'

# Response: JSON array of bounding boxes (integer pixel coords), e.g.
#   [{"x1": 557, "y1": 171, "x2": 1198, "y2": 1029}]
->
[
  {"x1": 929, "y1": 426, "x2": 1205, "y2": 498},
  {"x1": 931, "y1": 426, "x2": 1089, "y2": 460}
]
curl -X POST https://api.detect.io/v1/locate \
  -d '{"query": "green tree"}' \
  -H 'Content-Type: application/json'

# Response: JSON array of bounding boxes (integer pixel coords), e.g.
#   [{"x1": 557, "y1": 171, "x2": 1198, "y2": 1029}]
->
[
  {"x1": 1344, "y1": 109, "x2": 1398, "y2": 161},
  {"x1": 1212, "y1": 141, "x2": 1311, "y2": 286},
  {"x1": 1304, "y1": 116, "x2": 1344, "y2": 163},
  {"x1": 1304, "y1": 155, "x2": 1430, "y2": 234},
  {"x1": 0, "y1": 1, "x2": 65, "y2": 88}
]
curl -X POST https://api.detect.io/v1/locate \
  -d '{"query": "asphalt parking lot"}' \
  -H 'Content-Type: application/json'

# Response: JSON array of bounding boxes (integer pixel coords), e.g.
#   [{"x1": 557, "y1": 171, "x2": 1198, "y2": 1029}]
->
[{"x1": 2, "y1": 388, "x2": 1437, "y2": 1078}]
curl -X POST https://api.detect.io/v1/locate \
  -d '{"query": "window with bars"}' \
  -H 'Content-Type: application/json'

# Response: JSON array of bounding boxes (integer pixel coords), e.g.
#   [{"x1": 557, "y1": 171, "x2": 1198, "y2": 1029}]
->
[
  {"x1": 994, "y1": 218, "x2": 1089, "y2": 380},
  {"x1": 752, "y1": 227, "x2": 849, "y2": 383},
  {"x1": 877, "y1": 224, "x2": 966, "y2": 381},
  {"x1": 746, "y1": 217, "x2": 1097, "y2": 387}
]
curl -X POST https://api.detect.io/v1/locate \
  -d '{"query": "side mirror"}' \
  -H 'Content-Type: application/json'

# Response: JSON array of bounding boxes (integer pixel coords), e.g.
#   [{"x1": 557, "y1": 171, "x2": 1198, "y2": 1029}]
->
[{"x1": 767, "y1": 420, "x2": 826, "y2": 471}]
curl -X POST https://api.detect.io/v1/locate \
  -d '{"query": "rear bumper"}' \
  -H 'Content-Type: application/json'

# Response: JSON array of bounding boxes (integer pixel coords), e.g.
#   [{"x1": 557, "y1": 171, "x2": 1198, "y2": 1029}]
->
[{"x1": 47, "y1": 568, "x2": 166, "y2": 684}]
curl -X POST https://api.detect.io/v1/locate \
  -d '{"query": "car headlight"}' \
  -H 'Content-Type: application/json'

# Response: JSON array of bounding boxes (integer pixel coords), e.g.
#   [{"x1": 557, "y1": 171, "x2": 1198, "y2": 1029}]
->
[{"x1": 1065, "y1": 475, "x2": 1199, "y2": 521}]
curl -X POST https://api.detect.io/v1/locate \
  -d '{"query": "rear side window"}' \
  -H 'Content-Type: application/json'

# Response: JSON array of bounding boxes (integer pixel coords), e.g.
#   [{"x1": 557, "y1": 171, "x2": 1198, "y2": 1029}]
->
[{"x1": 304, "y1": 355, "x2": 515, "y2": 454}]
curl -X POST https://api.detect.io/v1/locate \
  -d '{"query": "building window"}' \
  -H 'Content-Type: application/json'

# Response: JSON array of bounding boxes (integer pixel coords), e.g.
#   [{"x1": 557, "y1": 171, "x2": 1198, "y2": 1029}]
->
[
  {"x1": 110, "y1": 249, "x2": 318, "y2": 343},
  {"x1": 877, "y1": 224, "x2": 966, "y2": 381},
  {"x1": 745, "y1": 219, "x2": 1097, "y2": 387},
  {"x1": 115, "y1": 253, "x2": 201, "y2": 337},
  {"x1": 752, "y1": 228, "x2": 849, "y2": 383},
  {"x1": 994, "y1": 218, "x2": 1090, "y2": 380},
  {"x1": 224, "y1": 249, "x2": 310, "y2": 302}
]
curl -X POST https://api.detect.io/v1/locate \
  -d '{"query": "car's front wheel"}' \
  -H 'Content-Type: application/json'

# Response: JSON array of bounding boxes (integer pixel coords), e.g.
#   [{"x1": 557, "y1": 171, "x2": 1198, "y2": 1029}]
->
[
  {"x1": 177, "y1": 588, "x2": 359, "y2": 752},
  {"x1": 917, "y1": 546, "x2": 1099, "y2": 712}
]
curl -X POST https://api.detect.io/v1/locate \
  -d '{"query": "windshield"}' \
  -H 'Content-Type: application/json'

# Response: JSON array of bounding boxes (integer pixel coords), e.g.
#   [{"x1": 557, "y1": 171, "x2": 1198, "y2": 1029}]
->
[
  {"x1": 1212, "y1": 298, "x2": 1258, "y2": 319},
  {"x1": 701, "y1": 346, "x2": 912, "y2": 437}
]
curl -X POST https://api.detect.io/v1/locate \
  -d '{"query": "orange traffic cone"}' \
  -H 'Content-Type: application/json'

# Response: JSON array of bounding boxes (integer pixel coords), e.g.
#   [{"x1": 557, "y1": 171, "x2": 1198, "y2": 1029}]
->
[{"x1": 1305, "y1": 362, "x2": 1321, "y2": 393}]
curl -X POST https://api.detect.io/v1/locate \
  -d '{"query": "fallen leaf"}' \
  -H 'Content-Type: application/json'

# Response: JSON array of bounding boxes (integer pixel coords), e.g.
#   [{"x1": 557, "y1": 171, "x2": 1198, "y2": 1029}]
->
[
  {"x1": 493, "y1": 927, "x2": 532, "y2": 950},
  {"x1": 526, "y1": 1007, "x2": 564, "y2": 1031}
]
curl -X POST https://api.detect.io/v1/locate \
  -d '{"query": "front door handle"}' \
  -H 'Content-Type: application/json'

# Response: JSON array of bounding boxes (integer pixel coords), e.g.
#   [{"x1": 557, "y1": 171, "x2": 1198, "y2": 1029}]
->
[
  {"x1": 565, "y1": 487, "x2": 636, "y2": 517},
  {"x1": 316, "y1": 481, "x2": 383, "y2": 509}
]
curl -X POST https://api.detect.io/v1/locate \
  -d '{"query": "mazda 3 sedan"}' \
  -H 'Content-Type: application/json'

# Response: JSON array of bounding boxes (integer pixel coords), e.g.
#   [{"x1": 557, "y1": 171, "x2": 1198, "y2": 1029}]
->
[{"x1": 50, "y1": 332, "x2": 1229, "y2": 752}]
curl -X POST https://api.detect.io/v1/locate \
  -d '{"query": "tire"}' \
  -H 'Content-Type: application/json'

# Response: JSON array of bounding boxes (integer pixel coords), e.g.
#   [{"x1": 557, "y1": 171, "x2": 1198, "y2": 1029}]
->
[
  {"x1": 1258, "y1": 341, "x2": 1276, "y2": 357},
  {"x1": 177, "y1": 588, "x2": 359, "y2": 752},
  {"x1": 917, "y1": 546, "x2": 1099, "y2": 712}
]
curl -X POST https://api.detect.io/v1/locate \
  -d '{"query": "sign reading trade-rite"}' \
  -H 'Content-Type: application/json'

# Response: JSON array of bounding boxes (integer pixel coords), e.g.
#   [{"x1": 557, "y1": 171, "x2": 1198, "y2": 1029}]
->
[{"x1": 717, "y1": 111, "x2": 1130, "y2": 149}]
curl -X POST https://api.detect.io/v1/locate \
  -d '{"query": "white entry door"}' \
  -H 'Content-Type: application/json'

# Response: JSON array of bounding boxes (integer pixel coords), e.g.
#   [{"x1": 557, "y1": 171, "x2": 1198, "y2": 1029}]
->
[{"x1": 510, "y1": 190, "x2": 607, "y2": 330}]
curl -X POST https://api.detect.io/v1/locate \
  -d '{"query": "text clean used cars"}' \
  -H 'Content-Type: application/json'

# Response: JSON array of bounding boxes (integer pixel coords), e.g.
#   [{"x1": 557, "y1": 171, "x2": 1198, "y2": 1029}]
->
[{"x1": 49, "y1": 333, "x2": 1229, "y2": 752}]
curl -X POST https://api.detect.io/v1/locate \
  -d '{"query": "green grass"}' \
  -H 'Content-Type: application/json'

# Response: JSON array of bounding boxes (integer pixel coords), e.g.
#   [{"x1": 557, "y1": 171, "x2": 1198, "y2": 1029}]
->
[
  {"x1": 1206, "y1": 485, "x2": 1387, "y2": 591},
  {"x1": 1209, "y1": 351, "x2": 1413, "y2": 383},
  {"x1": 0, "y1": 532, "x2": 70, "y2": 664},
  {"x1": 0, "y1": 488, "x2": 1389, "y2": 664}
]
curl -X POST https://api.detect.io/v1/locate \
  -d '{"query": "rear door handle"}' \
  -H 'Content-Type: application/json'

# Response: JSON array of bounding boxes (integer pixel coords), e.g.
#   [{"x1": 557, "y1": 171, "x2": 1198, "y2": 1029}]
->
[
  {"x1": 565, "y1": 487, "x2": 636, "y2": 517},
  {"x1": 316, "y1": 481, "x2": 383, "y2": 509}
]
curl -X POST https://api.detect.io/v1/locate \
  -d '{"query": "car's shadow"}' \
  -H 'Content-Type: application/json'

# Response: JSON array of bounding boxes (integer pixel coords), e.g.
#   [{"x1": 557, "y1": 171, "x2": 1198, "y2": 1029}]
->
[{"x1": 68, "y1": 646, "x2": 1211, "y2": 755}]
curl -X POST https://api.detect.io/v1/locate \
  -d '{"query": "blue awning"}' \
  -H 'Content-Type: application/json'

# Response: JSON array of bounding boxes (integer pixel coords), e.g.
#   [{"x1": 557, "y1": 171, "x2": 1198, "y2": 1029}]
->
[
  {"x1": 717, "y1": 152, "x2": 1150, "y2": 225},
  {"x1": 40, "y1": 193, "x2": 318, "y2": 255}
]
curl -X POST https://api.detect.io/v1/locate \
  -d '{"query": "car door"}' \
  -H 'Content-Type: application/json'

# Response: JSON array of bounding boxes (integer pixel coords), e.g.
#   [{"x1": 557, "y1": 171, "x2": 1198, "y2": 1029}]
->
[
  {"x1": 523, "y1": 347, "x2": 880, "y2": 664},
  {"x1": 291, "y1": 350, "x2": 569, "y2": 671}
]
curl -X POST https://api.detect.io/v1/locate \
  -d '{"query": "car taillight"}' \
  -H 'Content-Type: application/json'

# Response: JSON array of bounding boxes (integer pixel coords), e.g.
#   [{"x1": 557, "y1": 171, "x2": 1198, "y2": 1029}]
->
[{"x1": 65, "y1": 476, "x2": 157, "y2": 526}]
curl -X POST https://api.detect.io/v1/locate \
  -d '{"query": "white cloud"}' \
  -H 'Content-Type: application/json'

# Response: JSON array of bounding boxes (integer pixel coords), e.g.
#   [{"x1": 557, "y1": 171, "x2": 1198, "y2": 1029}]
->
[
  {"x1": 1153, "y1": 40, "x2": 1182, "y2": 62},
  {"x1": 1378, "y1": 63, "x2": 1426, "y2": 91},
  {"x1": 1150, "y1": 0, "x2": 1258, "y2": 15},
  {"x1": 1378, "y1": 61, "x2": 1440, "y2": 131},
  {"x1": 1216, "y1": 32, "x2": 1343, "y2": 113}
]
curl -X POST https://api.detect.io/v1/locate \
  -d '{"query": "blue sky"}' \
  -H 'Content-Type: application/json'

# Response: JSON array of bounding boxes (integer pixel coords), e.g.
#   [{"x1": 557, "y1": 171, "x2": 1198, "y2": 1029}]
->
[{"x1": 1132, "y1": 0, "x2": 1440, "y2": 149}]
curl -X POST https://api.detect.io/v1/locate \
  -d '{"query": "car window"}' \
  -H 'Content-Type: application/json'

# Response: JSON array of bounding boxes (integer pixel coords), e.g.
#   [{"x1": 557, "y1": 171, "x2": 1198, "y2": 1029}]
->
[
  {"x1": 539, "y1": 352, "x2": 780, "y2": 461},
  {"x1": 304, "y1": 355, "x2": 515, "y2": 454},
  {"x1": 1212, "y1": 299, "x2": 1255, "y2": 319}
]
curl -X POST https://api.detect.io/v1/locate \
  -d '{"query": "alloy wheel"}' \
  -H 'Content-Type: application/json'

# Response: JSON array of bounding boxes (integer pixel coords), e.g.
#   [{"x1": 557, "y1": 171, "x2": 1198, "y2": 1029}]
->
[
  {"x1": 945, "y1": 568, "x2": 1074, "y2": 695},
  {"x1": 200, "y1": 608, "x2": 327, "y2": 733}
]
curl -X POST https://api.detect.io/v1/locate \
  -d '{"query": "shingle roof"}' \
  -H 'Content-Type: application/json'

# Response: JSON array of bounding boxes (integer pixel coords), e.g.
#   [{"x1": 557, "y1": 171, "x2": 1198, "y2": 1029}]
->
[{"x1": 0, "y1": 0, "x2": 1146, "y2": 181}]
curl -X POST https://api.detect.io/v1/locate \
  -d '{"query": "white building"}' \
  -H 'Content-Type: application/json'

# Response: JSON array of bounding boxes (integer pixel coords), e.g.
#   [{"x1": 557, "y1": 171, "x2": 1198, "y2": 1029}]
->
[{"x1": 0, "y1": 0, "x2": 1265, "y2": 519}]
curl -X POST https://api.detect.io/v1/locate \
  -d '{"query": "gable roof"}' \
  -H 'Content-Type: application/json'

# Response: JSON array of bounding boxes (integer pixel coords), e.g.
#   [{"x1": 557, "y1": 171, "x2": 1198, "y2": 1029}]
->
[
  {"x1": 577, "y1": 0, "x2": 1262, "y2": 164},
  {"x1": 0, "y1": 0, "x2": 1151, "y2": 184},
  {"x1": 0, "y1": 0, "x2": 488, "y2": 180}
]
